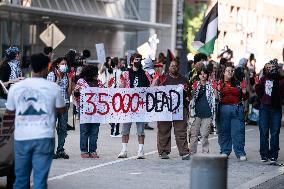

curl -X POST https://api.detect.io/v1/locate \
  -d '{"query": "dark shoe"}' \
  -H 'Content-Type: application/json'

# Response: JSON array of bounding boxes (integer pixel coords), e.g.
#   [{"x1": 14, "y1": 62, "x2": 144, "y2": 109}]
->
[
  {"x1": 182, "y1": 154, "x2": 191, "y2": 160},
  {"x1": 270, "y1": 158, "x2": 277, "y2": 163},
  {"x1": 159, "y1": 152, "x2": 169, "y2": 159},
  {"x1": 67, "y1": 124, "x2": 75, "y2": 131},
  {"x1": 53, "y1": 153, "x2": 58, "y2": 159},
  {"x1": 261, "y1": 157, "x2": 268, "y2": 162},
  {"x1": 145, "y1": 124, "x2": 154, "y2": 130},
  {"x1": 57, "y1": 151, "x2": 69, "y2": 159}
]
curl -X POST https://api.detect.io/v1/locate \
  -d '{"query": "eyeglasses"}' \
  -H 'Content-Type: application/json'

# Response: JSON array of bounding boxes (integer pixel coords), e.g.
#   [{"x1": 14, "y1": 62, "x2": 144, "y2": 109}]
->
[{"x1": 225, "y1": 70, "x2": 234, "y2": 73}]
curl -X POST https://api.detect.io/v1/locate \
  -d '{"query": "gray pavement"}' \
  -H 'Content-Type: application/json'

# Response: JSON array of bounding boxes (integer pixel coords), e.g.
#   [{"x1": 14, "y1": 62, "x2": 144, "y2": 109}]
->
[{"x1": 1, "y1": 120, "x2": 284, "y2": 189}]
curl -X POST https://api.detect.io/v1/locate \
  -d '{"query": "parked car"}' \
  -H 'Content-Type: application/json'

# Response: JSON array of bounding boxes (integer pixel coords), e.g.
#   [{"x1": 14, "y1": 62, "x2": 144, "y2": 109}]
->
[{"x1": 0, "y1": 100, "x2": 15, "y2": 189}]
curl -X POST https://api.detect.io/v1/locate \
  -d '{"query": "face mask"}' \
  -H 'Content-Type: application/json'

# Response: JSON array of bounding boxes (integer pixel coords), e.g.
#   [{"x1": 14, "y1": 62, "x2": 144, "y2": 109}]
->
[{"x1": 59, "y1": 65, "x2": 68, "y2": 73}]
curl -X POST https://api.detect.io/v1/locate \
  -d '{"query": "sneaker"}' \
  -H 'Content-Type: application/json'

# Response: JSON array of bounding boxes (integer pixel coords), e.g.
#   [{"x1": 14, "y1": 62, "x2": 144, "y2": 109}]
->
[
  {"x1": 90, "y1": 152, "x2": 99, "y2": 159},
  {"x1": 144, "y1": 124, "x2": 154, "y2": 130},
  {"x1": 111, "y1": 134, "x2": 122, "y2": 138},
  {"x1": 261, "y1": 157, "x2": 268, "y2": 162},
  {"x1": 239, "y1": 156, "x2": 247, "y2": 161},
  {"x1": 182, "y1": 154, "x2": 191, "y2": 160},
  {"x1": 137, "y1": 151, "x2": 145, "y2": 159},
  {"x1": 270, "y1": 158, "x2": 277, "y2": 163},
  {"x1": 57, "y1": 151, "x2": 69, "y2": 159},
  {"x1": 118, "y1": 151, "x2": 127, "y2": 158},
  {"x1": 159, "y1": 152, "x2": 169, "y2": 159},
  {"x1": 67, "y1": 124, "x2": 75, "y2": 131},
  {"x1": 53, "y1": 153, "x2": 58, "y2": 159},
  {"x1": 81, "y1": 152, "x2": 90, "y2": 158}
]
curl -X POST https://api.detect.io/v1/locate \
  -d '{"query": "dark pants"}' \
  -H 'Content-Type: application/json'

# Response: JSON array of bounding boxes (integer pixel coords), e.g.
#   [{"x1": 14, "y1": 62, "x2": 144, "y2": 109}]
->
[
  {"x1": 56, "y1": 109, "x2": 68, "y2": 153},
  {"x1": 80, "y1": 123, "x2": 100, "y2": 153},
  {"x1": 259, "y1": 104, "x2": 282, "y2": 159},
  {"x1": 157, "y1": 109, "x2": 189, "y2": 156},
  {"x1": 110, "y1": 123, "x2": 120, "y2": 135}
]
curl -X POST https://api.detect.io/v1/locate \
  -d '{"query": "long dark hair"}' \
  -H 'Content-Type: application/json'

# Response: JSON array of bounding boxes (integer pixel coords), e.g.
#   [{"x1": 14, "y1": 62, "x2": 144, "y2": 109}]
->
[
  {"x1": 220, "y1": 65, "x2": 239, "y2": 87},
  {"x1": 79, "y1": 65, "x2": 99, "y2": 83}
]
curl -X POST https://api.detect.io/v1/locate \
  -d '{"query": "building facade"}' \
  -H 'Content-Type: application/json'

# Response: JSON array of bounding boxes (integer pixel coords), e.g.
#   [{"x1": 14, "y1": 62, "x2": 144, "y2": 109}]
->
[
  {"x1": 218, "y1": 0, "x2": 284, "y2": 71},
  {"x1": 0, "y1": 0, "x2": 177, "y2": 60}
]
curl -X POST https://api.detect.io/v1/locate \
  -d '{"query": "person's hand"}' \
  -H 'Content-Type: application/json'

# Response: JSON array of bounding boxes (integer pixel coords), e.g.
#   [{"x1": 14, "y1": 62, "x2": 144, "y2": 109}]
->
[
  {"x1": 217, "y1": 80, "x2": 222, "y2": 91},
  {"x1": 193, "y1": 80, "x2": 198, "y2": 90},
  {"x1": 212, "y1": 80, "x2": 217, "y2": 90},
  {"x1": 241, "y1": 80, "x2": 247, "y2": 93},
  {"x1": 67, "y1": 69, "x2": 75, "y2": 79}
]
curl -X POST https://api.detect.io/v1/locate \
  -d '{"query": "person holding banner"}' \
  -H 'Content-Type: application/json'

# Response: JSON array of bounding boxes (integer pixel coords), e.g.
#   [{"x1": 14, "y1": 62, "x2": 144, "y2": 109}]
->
[
  {"x1": 118, "y1": 53, "x2": 151, "y2": 159},
  {"x1": 218, "y1": 65, "x2": 248, "y2": 161},
  {"x1": 107, "y1": 57, "x2": 122, "y2": 137},
  {"x1": 73, "y1": 65, "x2": 104, "y2": 159},
  {"x1": 154, "y1": 58, "x2": 191, "y2": 160}
]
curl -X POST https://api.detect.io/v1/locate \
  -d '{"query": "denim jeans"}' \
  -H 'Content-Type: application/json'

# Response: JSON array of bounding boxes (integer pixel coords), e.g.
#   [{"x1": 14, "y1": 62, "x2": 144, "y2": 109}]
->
[
  {"x1": 56, "y1": 104, "x2": 69, "y2": 153},
  {"x1": 218, "y1": 104, "x2": 246, "y2": 157},
  {"x1": 14, "y1": 138, "x2": 54, "y2": 189},
  {"x1": 259, "y1": 104, "x2": 282, "y2": 159},
  {"x1": 80, "y1": 123, "x2": 100, "y2": 153}
]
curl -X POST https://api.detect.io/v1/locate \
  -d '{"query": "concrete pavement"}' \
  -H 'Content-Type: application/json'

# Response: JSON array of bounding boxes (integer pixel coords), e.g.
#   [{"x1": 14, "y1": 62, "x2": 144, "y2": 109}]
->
[{"x1": 1, "y1": 120, "x2": 284, "y2": 188}]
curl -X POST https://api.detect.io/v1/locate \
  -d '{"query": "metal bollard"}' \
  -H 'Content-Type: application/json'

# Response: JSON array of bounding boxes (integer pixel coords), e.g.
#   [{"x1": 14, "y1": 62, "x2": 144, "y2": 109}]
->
[{"x1": 190, "y1": 154, "x2": 228, "y2": 189}]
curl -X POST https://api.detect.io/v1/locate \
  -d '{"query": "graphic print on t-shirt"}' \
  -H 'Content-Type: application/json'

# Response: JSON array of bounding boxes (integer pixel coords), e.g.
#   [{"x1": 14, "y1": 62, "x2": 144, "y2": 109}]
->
[
  {"x1": 133, "y1": 76, "x2": 139, "y2": 88},
  {"x1": 265, "y1": 80, "x2": 273, "y2": 96},
  {"x1": 16, "y1": 88, "x2": 48, "y2": 124}
]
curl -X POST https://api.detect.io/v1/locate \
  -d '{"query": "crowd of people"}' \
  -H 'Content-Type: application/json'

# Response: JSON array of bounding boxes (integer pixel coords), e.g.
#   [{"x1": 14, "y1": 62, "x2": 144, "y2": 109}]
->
[{"x1": 0, "y1": 45, "x2": 284, "y2": 188}]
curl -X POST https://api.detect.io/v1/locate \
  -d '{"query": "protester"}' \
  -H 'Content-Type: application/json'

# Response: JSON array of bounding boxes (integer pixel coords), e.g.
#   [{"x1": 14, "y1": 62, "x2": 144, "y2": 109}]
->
[
  {"x1": 0, "y1": 46, "x2": 25, "y2": 99},
  {"x1": 218, "y1": 65, "x2": 248, "y2": 161},
  {"x1": 143, "y1": 57, "x2": 155, "y2": 130},
  {"x1": 187, "y1": 53, "x2": 207, "y2": 87},
  {"x1": 99, "y1": 57, "x2": 113, "y2": 87},
  {"x1": 47, "y1": 57, "x2": 73, "y2": 159},
  {"x1": 154, "y1": 58, "x2": 191, "y2": 160},
  {"x1": 73, "y1": 65, "x2": 103, "y2": 159},
  {"x1": 6, "y1": 53, "x2": 66, "y2": 189},
  {"x1": 255, "y1": 59, "x2": 284, "y2": 163},
  {"x1": 108, "y1": 57, "x2": 122, "y2": 137},
  {"x1": 189, "y1": 67, "x2": 217, "y2": 154},
  {"x1": 118, "y1": 53, "x2": 151, "y2": 159}
]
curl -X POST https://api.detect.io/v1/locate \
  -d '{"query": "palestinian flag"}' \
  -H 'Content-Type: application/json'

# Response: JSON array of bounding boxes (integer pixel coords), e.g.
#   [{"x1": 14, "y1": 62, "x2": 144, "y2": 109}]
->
[{"x1": 192, "y1": 3, "x2": 218, "y2": 55}]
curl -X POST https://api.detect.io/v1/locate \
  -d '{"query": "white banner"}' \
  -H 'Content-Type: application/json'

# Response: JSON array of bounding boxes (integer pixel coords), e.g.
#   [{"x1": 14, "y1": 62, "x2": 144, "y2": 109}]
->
[{"x1": 80, "y1": 85, "x2": 184, "y2": 124}]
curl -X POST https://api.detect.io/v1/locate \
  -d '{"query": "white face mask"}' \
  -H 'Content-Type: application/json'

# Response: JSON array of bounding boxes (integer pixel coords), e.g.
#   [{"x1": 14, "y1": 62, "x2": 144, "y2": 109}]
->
[{"x1": 59, "y1": 65, "x2": 68, "y2": 73}]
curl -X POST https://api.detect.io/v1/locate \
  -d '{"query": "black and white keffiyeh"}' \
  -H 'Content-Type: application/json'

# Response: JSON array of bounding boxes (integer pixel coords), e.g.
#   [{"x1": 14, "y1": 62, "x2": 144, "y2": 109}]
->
[{"x1": 191, "y1": 81, "x2": 216, "y2": 126}]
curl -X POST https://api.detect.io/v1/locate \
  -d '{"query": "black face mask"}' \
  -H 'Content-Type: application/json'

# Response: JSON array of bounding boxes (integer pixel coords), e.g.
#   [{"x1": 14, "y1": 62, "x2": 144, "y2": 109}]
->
[
  {"x1": 267, "y1": 68, "x2": 278, "y2": 77},
  {"x1": 133, "y1": 61, "x2": 141, "y2": 69}
]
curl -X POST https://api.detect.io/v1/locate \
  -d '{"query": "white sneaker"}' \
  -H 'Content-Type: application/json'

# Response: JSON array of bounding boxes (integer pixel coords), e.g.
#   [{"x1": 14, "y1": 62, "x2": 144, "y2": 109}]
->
[
  {"x1": 137, "y1": 151, "x2": 145, "y2": 159},
  {"x1": 239, "y1": 156, "x2": 247, "y2": 161},
  {"x1": 112, "y1": 134, "x2": 122, "y2": 138},
  {"x1": 118, "y1": 151, "x2": 127, "y2": 158}
]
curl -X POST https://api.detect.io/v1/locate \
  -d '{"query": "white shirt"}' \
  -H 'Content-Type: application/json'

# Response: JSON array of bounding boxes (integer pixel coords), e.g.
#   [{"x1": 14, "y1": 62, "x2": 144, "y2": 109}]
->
[{"x1": 6, "y1": 78, "x2": 65, "y2": 141}]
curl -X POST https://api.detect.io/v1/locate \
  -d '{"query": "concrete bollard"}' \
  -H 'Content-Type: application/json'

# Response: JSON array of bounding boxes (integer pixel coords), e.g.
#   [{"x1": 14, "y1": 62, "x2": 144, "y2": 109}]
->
[{"x1": 190, "y1": 154, "x2": 228, "y2": 189}]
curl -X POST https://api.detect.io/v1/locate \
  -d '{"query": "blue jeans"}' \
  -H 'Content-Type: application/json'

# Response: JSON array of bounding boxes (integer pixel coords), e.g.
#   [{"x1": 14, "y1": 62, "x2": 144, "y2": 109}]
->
[
  {"x1": 14, "y1": 138, "x2": 54, "y2": 189},
  {"x1": 218, "y1": 104, "x2": 246, "y2": 157},
  {"x1": 259, "y1": 104, "x2": 282, "y2": 159},
  {"x1": 80, "y1": 123, "x2": 100, "y2": 153},
  {"x1": 56, "y1": 104, "x2": 69, "y2": 153}
]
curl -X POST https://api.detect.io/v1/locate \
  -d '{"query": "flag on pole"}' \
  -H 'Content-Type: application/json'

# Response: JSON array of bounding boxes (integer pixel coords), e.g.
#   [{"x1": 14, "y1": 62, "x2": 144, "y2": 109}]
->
[{"x1": 192, "y1": 3, "x2": 218, "y2": 55}]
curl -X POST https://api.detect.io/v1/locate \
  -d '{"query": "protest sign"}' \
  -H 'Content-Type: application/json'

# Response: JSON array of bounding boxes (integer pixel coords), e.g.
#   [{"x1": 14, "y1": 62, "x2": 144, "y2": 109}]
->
[
  {"x1": 80, "y1": 85, "x2": 184, "y2": 124},
  {"x1": 95, "y1": 43, "x2": 106, "y2": 64}
]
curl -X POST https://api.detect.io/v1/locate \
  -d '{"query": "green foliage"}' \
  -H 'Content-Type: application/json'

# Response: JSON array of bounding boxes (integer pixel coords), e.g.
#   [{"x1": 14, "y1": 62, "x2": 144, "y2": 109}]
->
[{"x1": 184, "y1": 2, "x2": 208, "y2": 53}]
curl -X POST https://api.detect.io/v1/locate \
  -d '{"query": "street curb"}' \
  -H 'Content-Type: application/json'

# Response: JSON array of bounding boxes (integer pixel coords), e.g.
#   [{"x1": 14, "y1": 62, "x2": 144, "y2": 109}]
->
[{"x1": 237, "y1": 167, "x2": 284, "y2": 189}]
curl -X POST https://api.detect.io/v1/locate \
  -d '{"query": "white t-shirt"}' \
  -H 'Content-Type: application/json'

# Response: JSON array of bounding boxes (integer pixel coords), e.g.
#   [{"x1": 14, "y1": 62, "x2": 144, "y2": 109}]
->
[{"x1": 6, "y1": 78, "x2": 65, "y2": 141}]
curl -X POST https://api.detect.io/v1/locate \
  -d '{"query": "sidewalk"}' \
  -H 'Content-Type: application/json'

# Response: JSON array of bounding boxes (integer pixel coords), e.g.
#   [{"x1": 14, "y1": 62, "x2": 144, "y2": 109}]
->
[{"x1": 1, "y1": 121, "x2": 284, "y2": 189}]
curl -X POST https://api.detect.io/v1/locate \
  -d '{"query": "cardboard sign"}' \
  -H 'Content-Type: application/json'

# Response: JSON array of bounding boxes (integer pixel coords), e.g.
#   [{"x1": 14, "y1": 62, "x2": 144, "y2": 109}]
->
[
  {"x1": 80, "y1": 85, "x2": 184, "y2": 123},
  {"x1": 96, "y1": 43, "x2": 106, "y2": 64}
]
